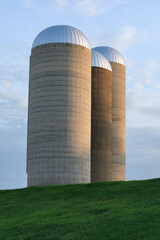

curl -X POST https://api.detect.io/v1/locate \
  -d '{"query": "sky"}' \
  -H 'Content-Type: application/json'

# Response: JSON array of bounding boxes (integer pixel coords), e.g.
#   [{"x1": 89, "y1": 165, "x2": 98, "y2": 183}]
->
[{"x1": 0, "y1": 0, "x2": 160, "y2": 189}]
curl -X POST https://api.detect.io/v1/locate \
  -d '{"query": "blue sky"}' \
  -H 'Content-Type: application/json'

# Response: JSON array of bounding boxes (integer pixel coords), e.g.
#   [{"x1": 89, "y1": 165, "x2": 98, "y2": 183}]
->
[{"x1": 0, "y1": 0, "x2": 160, "y2": 189}]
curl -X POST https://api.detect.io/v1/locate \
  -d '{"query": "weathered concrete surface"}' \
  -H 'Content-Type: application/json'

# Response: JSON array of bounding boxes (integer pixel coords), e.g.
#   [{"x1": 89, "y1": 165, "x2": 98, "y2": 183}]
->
[
  {"x1": 91, "y1": 67, "x2": 112, "y2": 182},
  {"x1": 27, "y1": 43, "x2": 91, "y2": 186},
  {"x1": 110, "y1": 62, "x2": 126, "y2": 181}
]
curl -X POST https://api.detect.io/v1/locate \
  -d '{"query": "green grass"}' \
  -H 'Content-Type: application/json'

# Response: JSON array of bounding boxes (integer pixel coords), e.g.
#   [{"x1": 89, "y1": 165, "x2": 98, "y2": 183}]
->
[{"x1": 0, "y1": 178, "x2": 160, "y2": 240}]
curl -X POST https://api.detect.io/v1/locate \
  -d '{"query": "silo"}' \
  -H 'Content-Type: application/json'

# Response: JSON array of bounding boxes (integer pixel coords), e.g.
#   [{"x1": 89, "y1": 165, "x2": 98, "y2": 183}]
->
[
  {"x1": 93, "y1": 46, "x2": 126, "y2": 181},
  {"x1": 27, "y1": 25, "x2": 91, "y2": 186},
  {"x1": 91, "y1": 50, "x2": 112, "y2": 182}
]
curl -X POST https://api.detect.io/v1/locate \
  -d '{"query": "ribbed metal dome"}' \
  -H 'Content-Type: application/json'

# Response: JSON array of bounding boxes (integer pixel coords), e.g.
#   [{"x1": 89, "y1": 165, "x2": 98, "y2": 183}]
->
[
  {"x1": 32, "y1": 25, "x2": 90, "y2": 50},
  {"x1": 91, "y1": 50, "x2": 112, "y2": 71},
  {"x1": 92, "y1": 46, "x2": 125, "y2": 66}
]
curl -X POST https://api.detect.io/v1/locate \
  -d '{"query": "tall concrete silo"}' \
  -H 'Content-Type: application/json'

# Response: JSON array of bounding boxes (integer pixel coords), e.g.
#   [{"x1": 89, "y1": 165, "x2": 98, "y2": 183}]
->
[
  {"x1": 91, "y1": 50, "x2": 112, "y2": 182},
  {"x1": 93, "y1": 46, "x2": 126, "y2": 181},
  {"x1": 27, "y1": 25, "x2": 91, "y2": 186}
]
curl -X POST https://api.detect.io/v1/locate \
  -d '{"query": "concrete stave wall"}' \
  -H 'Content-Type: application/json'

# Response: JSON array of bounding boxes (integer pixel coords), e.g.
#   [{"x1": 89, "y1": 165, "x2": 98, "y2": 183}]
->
[
  {"x1": 27, "y1": 43, "x2": 91, "y2": 186},
  {"x1": 91, "y1": 67, "x2": 112, "y2": 182},
  {"x1": 110, "y1": 62, "x2": 126, "y2": 181}
]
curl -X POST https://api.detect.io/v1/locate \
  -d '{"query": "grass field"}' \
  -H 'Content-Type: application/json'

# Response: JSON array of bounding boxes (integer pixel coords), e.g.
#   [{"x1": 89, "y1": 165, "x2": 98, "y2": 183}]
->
[{"x1": 0, "y1": 178, "x2": 160, "y2": 240}]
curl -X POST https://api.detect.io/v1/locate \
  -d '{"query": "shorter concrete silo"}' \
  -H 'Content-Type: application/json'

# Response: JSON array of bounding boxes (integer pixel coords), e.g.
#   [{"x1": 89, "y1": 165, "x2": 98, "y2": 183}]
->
[
  {"x1": 91, "y1": 50, "x2": 112, "y2": 182},
  {"x1": 93, "y1": 46, "x2": 126, "y2": 181}
]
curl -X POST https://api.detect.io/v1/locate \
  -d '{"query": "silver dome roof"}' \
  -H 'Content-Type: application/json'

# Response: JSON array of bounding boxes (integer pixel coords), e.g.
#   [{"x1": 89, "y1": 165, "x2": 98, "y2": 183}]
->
[
  {"x1": 32, "y1": 25, "x2": 90, "y2": 50},
  {"x1": 91, "y1": 50, "x2": 112, "y2": 71},
  {"x1": 92, "y1": 46, "x2": 125, "y2": 66}
]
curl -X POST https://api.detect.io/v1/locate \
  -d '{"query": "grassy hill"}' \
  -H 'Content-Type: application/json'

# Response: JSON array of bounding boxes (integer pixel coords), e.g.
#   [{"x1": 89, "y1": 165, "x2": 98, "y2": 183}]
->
[{"x1": 0, "y1": 179, "x2": 160, "y2": 240}]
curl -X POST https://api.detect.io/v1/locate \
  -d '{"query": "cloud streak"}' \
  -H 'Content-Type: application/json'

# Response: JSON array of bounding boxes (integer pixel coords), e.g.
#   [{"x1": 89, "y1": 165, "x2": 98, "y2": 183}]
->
[
  {"x1": 29, "y1": 0, "x2": 127, "y2": 17},
  {"x1": 23, "y1": 0, "x2": 34, "y2": 8},
  {"x1": 111, "y1": 25, "x2": 148, "y2": 52},
  {"x1": 0, "y1": 45, "x2": 28, "y2": 130},
  {"x1": 127, "y1": 126, "x2": 160, "y2": 180}
]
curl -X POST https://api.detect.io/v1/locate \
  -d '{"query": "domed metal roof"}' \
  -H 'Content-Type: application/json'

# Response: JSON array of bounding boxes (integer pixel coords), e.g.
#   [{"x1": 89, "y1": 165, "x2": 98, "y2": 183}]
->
[
  {"x1": 91, "y1": 50, "x2": 112, "y2": 71},
  {"x1": 32, "y1": 25, "x2": 90, "y2": 50},
  {"x1": 92, "y1": 46, "x2": 125, "y2": 66}
]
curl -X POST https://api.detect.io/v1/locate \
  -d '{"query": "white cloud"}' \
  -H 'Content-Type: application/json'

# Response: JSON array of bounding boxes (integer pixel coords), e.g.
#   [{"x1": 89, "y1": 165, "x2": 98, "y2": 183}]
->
[
  {"x1": 125, "y1": 56, "x2": 160, "y2": 129},
  {"x1": 74, "y1": 0, "x2": 106, "y2": 16},
  {"x1": 51, "y1": 0, "x2": 69, "y2": 8},
  {"x1": 74, "y1": 0, "x2": 127, "y2": 16},
  {"x1": 137, "y1": 59, "x2": 160, "y2": 87},
  {"x1": 144, "y1": 59, "x2": 160, "y2": 71},
  {"x1": 111, "y1": 25, "x2": 147, "y2": 52},
  {"x1": 41, "y1": 0, "x2": 70, "y2": 15},
  {"x1": 90, "y1": 25, "x2": 147, "y2": 56},
  {"x1": 42, "y1": 0, "x2": 69, "y2": 13},
  {"x1": 0, "y1": 45, "x2": 28, "y2": 130},
  {"x1": 73, "y1": 0, "x2": 126, "y2": 16},
  {"x1": 41, "y1": 0, "x2": 127, "y2": 16},
  {"x1": 23, "y1": 0, "x2": 34, "y2": 8},
  {"x1": 127, "y1": 126, "x2": 160, "y2": 180},
  {"x1": 126, "y1": 84, "x2": 160, "y2": 127}
]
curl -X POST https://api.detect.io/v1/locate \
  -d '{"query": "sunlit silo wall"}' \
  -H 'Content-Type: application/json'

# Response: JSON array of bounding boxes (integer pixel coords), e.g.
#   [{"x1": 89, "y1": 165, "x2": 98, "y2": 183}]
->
[
  {"x1": 91, "y1": 50, "x2": 112, "y2": 182},
  {"x1": 27, "y1": 25, "x2": 91, "y2": 186},
  {"x1": 93, "y1": 46, "x2": 126, "y2": 181}
]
